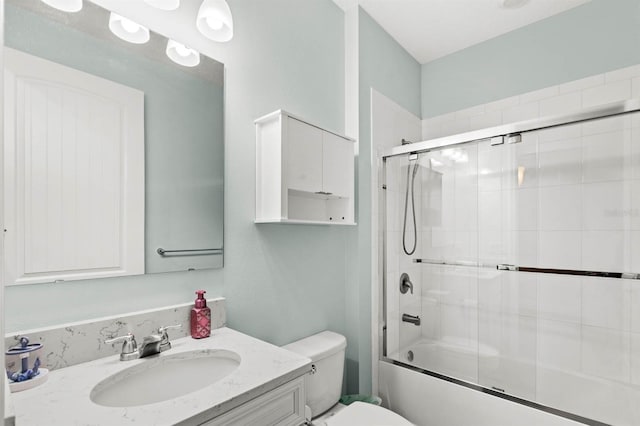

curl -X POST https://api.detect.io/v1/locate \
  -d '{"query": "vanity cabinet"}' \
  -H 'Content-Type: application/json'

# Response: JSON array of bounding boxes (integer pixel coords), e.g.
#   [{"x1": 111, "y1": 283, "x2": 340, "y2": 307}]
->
[
  {"x1": 202, "y1": 376, "x2": 306, "y2": 426},
  {"x1": 255, "y1": 110, "x2": 355, "y2": 225}
]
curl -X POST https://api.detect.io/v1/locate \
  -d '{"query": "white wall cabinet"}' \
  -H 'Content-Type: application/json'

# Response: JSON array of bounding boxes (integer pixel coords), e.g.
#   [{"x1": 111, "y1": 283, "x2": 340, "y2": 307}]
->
[{"x1": 255, "y1": 110, "x2": 355, "y2": 225}]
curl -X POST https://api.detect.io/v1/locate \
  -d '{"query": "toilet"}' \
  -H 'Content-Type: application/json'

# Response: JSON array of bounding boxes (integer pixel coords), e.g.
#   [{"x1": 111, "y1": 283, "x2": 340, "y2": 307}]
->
[{"x1": 283, "y1": 331, "x2": 413, "y2": 426}]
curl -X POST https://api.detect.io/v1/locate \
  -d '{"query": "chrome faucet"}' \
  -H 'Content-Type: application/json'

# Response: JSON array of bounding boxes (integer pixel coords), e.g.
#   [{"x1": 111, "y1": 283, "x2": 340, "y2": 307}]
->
[
  {"x1": 105, "y1": 324, "x2": 181, "y2": 361},
  {"x1": 138, "y1": 334, "x2": 162, "y2": 358}
]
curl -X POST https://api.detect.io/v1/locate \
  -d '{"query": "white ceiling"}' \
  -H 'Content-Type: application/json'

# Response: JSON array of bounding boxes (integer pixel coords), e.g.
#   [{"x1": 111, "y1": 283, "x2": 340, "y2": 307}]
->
[{"x1": 342, "y1": 0, "x2": 591, "y2": 64}]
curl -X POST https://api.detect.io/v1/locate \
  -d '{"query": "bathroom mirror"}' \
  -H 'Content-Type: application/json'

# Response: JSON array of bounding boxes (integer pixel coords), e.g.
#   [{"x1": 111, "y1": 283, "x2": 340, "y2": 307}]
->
[{"x1": 3, "y1": 0, "x2": 224, "y2": 285}]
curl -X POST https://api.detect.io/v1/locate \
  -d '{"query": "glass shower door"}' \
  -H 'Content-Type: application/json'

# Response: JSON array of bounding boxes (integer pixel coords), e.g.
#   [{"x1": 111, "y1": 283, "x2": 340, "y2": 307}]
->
[
  {"x1": 476, "y1": 131, "x2": 539, "y2": 400},
  {"x1": 384, "y1": 144, "x2": 481, "y2": 384},
  {"x1": 383, "y1": 109, "x2": 640, "y2": 425}
]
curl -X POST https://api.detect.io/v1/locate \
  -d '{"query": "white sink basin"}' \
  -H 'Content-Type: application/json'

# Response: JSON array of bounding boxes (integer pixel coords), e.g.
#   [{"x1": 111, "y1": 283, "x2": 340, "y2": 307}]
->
[{"x1": 90, "y1": 349, "x2": 241, "y2": 407}]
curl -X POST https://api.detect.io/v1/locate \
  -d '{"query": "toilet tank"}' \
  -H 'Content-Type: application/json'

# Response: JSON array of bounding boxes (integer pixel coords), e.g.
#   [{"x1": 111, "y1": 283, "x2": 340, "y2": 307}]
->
[{"x1": 283, "y1": 331, "x2": 347, "y2": 418}]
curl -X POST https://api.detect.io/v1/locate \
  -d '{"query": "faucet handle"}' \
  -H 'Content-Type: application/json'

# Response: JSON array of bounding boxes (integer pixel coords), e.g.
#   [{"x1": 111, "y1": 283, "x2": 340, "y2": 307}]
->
[
  {"x1": 105, "y1": 333, "x2": 138, "y2": 361},
  {"x1": 400, "y1": 273, "x2": 414, "y2": 295},
  {"x1": 158, "y1": 324, "x2": 182, "y2": 352}
]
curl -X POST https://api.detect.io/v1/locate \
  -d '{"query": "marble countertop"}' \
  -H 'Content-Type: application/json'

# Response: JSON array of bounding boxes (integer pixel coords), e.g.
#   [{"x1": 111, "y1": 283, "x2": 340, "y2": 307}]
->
[
  {"x1": 8, "y1": 327, "x2": 311, "y2": 425},
  {"x1": 4, "y1": 376, "x2": 15, "y2": 426}
]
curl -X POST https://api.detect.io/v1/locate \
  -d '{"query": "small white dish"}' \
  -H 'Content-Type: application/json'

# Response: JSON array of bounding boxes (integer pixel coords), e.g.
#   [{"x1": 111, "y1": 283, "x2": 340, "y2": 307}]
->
[{"x1": 8, "y1": 368, "x2": 49, "y2": 393}]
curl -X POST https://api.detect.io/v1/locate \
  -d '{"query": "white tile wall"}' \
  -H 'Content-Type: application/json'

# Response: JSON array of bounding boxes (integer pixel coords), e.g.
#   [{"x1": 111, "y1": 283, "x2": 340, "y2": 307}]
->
[
  {"x1": 632, "y1": 231, "x2": 640, "y2": 272},
  {"x1": 502, "y1": 272, "x2": 538, "y2": 317},
  {"x1": 581, "y1": 277, "x2": 630, "y2": 331},
  {"x1": 422, "y1": 63, "x2": 640, "y2": 140},
  {"x1": 538, "y1": 137, "x2": 582, "y2": 186},
  {"x1": 502, "y1": 101, "x2": 539, "y2": 124},
  {"x1": 605, "y1": 64, "x2": 640, "y2": 83},
  {"x1": 631, "y1": 282, "x2": 640, "y2": 334},
  {"x1": 631, "y1": 333, "x2": 640, "y2": 385},
  {"x1": 538, "y1": 185, "x2": 582, "y2": 231},
  {"x1": 633, "y1": 77, "x2": 640, "y2": 98},
  {"x1": 558, "y1": 74, "x2": 604, "y2": 95},
  {"x1": 519, "y1": 86, "x2": 559, "y2": 105},
  {"x1": 582, "y1": 181, "x2": 630, "y2": 231},
  {"x1": 506, "y1": 187, "x2": 538, "y2": 230},
  {"x1": 634, "y1": 129, "x2": 640, "y2": 181},
  {"x1": 507, "y1": 231, "x2": 538, "y2": 265},
  {"x1": 538, "y1": 231, "x2": 582, "y2": 269},
  {"x1": 581, "y1": 230, "x2": 628, "y2": 271},
  {"x1": 581, "y1": 130, "x2": 629, "y2": 183},
  {"x1": 582, "y1": 79, "x2": 632, "y2": 108},
  {"x1": 539, "y1": 92, "x2": 582, "y2": 117},
  {"x1": 537, "y1": 319, "x2": 581, "y2": 372},
  {"x1": 581, "y1": 326, "x2": 630, "y2": 382},
  {"x1": 537, "y1": 274, "x2": 581, "y2": 323}
]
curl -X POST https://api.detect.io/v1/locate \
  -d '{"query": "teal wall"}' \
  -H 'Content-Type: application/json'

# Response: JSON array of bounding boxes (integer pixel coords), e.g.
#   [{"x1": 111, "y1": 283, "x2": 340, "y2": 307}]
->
[
  {"x1": 422, "y1": 0, "x2": 640, "y2": 118},
  {"x1": 5, "y1": 0, "x2": 352, "y2": 387},
  {"x1": 352, "y1": 7, "x2": 421, "y2": 393}
]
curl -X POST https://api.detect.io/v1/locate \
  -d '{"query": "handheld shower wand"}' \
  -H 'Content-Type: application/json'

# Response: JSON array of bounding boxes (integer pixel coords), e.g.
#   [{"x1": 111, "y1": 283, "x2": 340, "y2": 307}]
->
[{"x1": 402, "y1": 158, "x2": 419, "y2": 255}]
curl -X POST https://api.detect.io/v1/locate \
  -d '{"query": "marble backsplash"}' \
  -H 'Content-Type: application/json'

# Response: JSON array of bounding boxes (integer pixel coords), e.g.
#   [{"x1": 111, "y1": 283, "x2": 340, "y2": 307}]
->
[{"x1": 4, "y1": 297, "x2": 226, "y2": 371}]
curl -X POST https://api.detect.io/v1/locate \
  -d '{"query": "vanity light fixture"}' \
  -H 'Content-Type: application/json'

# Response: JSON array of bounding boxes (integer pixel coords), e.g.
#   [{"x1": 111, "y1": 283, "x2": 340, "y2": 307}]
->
[
  {"x1": 40, "y1": 0, "x2": 83, "y2": 13},
  {"x1": 166, "y1": 40, "x2": 200, "y2": 67},
  {"x1": 196, "y1": 0, "x2": 234, "y2": 42},
  {"x1": 143, "y1": 0, "x2": 180, "y2": 11},
  {"x1": 109, "y1": 13, "x2": 150, "y2": 44}
]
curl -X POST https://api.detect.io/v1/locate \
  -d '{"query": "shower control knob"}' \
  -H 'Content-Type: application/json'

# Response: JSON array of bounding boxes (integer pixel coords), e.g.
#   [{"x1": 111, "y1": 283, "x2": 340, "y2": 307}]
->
[{"x1": 400, "y1": 273, "x2": 414, "y2": 294}]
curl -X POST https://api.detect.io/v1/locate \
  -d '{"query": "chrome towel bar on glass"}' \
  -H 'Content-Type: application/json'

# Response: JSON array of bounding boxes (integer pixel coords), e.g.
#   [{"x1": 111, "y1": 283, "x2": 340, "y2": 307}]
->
[
  {"x1": 413, "y1": 259, "x2": 640, "y2": 280},
  {"x1": 156, "y1": 248, "x2": 223, "y2": 256}
]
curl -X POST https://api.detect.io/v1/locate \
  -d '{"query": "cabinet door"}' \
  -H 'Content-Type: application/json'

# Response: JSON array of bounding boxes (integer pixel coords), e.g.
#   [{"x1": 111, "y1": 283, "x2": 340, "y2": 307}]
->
[
  {"x1": 322, "y1": 132, "x2": 353, "y2": 198},
  {"x1": 202, "y1": 376, "x2": 306, "y2": 426},
  {"x1": 287, "y1": 117, "x2": 322, "y2": 193}
]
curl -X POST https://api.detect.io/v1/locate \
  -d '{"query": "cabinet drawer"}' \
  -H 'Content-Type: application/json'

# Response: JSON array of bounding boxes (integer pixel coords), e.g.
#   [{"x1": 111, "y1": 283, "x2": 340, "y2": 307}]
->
[{"x1": 201, "y1": 377, "x2": 306, "y2": 426}]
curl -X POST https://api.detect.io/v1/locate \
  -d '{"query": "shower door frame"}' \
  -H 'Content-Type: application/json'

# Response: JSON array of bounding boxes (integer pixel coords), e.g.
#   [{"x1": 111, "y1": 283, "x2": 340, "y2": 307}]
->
[{"x1": 378, "y1": 98, "x2": 640, "y2": 426}]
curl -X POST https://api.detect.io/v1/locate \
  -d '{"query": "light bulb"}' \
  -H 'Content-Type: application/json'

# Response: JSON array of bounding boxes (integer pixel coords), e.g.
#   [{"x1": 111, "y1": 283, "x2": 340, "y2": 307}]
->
[
  {"x1": 109, "y1": 13, "x2": 150, "y2": 44},
  {"x1": 120, "y1": 18, "x2": 141, "y2": 34},
  {"x1": 166, "y1": 40, "x2": 200, "y2": 67},
  {"x1": 175, "y1": 44, "x2": 191, "y2": 57},
  {"x1": 206, "y1": 14, "x2": 224, "y2": 31},
  {"x1": 143, "y1": 0, "x2": 180, "y2": 10},
  {"x1": 40, "y1": 0, "x2": 82, "y2": 12},
  {"x1": 196, "y1": 0, "x2": 233, "y2": 42}
]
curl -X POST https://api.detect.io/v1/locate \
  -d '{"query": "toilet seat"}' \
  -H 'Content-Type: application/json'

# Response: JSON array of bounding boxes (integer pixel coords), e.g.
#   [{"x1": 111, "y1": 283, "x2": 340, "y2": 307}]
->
[{"x1": 325, "y1": 402, "x2": 414, "y2": 426}]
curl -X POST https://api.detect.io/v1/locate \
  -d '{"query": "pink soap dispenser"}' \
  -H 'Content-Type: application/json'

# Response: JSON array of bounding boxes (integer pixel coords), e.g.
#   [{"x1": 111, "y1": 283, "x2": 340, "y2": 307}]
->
[{"x1": 190, "y1": 290, "x2": 211, "y2": 339}]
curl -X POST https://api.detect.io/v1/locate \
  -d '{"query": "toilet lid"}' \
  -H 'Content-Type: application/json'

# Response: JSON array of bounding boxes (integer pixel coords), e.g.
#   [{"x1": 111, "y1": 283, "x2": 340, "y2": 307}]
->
[{"x1": 326, "y1": 402, "x2": 414, "y2": 426}]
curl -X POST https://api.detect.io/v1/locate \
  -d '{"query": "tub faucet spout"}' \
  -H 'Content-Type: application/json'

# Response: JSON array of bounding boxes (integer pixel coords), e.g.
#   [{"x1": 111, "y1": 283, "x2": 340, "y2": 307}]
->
[{"x1": 402, "y1": 313, "x2": 421, "y2": 326}]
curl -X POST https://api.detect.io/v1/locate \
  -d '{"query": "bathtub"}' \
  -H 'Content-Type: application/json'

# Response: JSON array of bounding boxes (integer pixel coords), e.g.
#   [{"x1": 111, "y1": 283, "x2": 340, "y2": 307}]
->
[{"x1": 381, "y1": 339, "x2": 640, "y2": 426}]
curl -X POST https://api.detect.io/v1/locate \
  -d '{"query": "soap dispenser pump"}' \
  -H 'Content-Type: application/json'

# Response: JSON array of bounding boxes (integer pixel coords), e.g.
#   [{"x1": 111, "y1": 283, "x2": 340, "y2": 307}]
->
[{"x1": 190, "y1": 290, "x2": 211, "y2": 339}]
